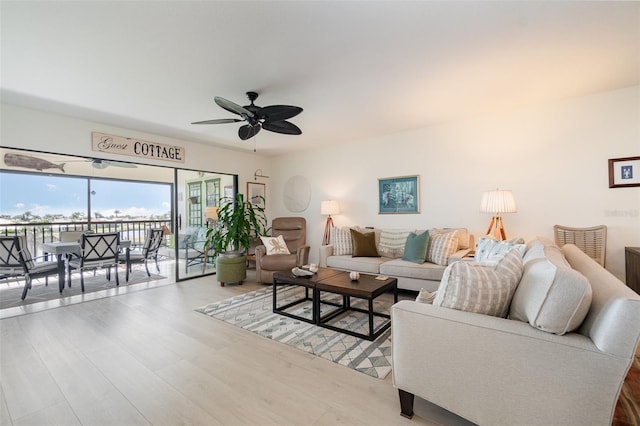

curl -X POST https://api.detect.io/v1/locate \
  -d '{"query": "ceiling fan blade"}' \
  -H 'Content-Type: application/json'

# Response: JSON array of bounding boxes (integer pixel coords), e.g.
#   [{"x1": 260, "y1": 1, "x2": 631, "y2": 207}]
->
[
  {"x1": 92, "y1": 159, "x2": 137, "y2": 169},
  {"x1": 214, "y1": 96, "x2": 255, "y2": 118},
  {"x1": 191, "y1": 118, "x2": 243, "y2": 125},
  {"x1": 105, "y1": 160, "x2": 137, "y2": 168},
  {"x1": 238, "y1": 124, "x2": 262, "y2": 140},
  {"x1": 261, "y1": 105, "x2": 303, "y2": 122},
  {"x1": 262, "y1": 120, "x2": 302, "y2": 135}
]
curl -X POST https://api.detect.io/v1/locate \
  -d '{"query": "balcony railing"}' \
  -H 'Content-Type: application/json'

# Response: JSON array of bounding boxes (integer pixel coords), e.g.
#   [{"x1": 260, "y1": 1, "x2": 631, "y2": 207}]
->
[{"x1": 0, "y1": 219, "x2": 172, "y2": 257}]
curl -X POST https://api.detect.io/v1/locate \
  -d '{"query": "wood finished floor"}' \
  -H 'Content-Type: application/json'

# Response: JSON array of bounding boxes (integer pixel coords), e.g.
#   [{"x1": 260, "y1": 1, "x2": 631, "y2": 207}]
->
[{"x1": 0, "y1": 270, "x2": 473, "y2": 426}]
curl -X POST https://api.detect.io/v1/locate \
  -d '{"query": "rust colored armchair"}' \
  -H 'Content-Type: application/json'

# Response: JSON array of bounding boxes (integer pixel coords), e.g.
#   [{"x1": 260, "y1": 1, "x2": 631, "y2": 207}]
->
[{"x1": 255, "y1": 217, "x2": 310, "y2": 284}]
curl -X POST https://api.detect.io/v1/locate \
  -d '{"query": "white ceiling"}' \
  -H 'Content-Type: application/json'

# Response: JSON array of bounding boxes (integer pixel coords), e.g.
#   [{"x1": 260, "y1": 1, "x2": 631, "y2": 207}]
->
[{"x1": 2, "y1": 1, "x2": 639, "y2": 157}]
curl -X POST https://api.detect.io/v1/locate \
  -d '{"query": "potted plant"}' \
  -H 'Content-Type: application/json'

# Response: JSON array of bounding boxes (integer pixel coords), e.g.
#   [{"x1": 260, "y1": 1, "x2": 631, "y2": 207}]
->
[{"x1": 205, "y1": 193, "x2": 267, "y2": 258}]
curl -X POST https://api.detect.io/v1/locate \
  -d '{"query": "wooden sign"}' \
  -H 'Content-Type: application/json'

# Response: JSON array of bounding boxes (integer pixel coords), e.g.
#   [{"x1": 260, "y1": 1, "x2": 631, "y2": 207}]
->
[{"x1": 92, "y1": 132, "x2": 185, "y2": 163}]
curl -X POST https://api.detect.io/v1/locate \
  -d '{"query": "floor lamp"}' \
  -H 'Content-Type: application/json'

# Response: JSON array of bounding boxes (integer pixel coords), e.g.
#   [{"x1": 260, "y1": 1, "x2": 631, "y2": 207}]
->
[
  {"x1": 481, "y1": 189, "x2": 517, "y2": 241},
  {"x1": 321, "y1": 200, "x2": 340, "y2": 246}
]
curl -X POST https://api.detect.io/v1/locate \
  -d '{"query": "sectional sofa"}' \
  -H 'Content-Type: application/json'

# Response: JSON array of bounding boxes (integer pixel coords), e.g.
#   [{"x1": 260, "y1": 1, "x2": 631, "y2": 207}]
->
[{"x1": 319, "y1": 227, "x2": 474, "y2": 291}]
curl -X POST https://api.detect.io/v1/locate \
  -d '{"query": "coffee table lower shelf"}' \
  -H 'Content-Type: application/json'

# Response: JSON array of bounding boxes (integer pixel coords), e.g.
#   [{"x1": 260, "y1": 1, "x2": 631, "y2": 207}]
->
[{"x1": 318, "y1": 292, "x2": 393, "y2": 341}]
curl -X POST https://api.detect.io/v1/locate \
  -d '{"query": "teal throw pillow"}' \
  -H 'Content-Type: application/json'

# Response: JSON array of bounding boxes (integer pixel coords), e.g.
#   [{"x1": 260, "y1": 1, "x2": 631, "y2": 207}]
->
[{"x1": 402, "y1": 230, "x2": 429, "y2": 264}]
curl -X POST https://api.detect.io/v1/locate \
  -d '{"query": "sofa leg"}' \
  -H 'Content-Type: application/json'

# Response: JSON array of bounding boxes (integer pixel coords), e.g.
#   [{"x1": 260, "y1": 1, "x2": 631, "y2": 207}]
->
[
  {"x1": 399, "y1": 389, "x2": 414, "y2": 419},
  {"x1": 220, "y1": 282, "x2": 225, "y2": 287}
]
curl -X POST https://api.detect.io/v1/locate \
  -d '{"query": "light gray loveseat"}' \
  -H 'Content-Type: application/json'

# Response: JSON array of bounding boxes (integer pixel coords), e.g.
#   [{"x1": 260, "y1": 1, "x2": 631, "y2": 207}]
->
[
  {"x1": 319, "y1": 227, "x2": 474, "y2": 292},
  {"x1": 392, "y1": 240, "x2": 640, "y2": 426}
]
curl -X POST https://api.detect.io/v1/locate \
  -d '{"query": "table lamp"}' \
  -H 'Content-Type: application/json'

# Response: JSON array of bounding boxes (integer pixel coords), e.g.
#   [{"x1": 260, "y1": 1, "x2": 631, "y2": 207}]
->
[
  {"x1": 321, "y1": 200, "x2": 340, "y2": 246},
  {"x1": 480, "y1": 189, "x2": 517, "y2": 241}
]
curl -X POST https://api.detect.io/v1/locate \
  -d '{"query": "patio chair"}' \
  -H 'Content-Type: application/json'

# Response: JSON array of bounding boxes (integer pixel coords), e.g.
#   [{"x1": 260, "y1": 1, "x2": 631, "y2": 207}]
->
[
  {"x1": 68, "y1": 232, "x2": 120, "y2": 291},
  {"x1": 0, "y1": 236, "x2": 60, "y2": 300},
  {"x1": 553, "y1": 224, "x2": 607, "y2": 267},
  {"x1": 122, "y1": 228, "x2": 164, "y2": 282}
]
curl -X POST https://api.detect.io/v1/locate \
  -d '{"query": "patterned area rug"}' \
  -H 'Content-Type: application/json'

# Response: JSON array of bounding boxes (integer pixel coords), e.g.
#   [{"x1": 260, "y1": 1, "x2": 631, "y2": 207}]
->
[
  {"x1": 0, "y1": 268, "x2": 167, "y2": 310},
  {"x1": 196, "y1": 286, "x2": 398, "y2": 379},
  {"x1": 614, "y1": 353, "x2": 640, "y2": 426}
]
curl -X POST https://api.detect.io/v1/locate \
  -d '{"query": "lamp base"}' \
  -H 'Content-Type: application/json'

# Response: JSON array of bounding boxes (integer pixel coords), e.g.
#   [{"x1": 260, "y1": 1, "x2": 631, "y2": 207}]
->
[
  {"x1": 322, "y1": 216, "x2": 335, "y2": 246},
  {"x1": 485, "y1": 215, "x2": 507, "y2": 241}
]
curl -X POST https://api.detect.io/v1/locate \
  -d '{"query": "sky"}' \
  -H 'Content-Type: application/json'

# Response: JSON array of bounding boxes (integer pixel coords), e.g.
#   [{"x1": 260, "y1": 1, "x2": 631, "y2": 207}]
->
[{"x1": 0, "y1": 172, "x2": 171, "y2": 218}]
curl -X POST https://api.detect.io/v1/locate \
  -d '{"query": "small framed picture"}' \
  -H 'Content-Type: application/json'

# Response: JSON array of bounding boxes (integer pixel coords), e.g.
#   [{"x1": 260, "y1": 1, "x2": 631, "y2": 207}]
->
[
  {"x1": 378, "y1": 175, "x2": 420, "y2": 214},
  {"x1": 608, "y1": 156, "x2": 640, "y2": 188},
  {"x1": 247, "y1": 182, "x2": 266, "y2": 207}
]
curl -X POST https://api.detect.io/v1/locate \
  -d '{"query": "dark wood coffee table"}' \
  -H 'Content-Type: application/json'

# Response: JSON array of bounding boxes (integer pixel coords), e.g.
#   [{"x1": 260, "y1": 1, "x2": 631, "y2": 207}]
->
[
  {"x1": 272, "y1": 267, "x2": 343, "y2": 324},
  {"x1": 315, "y1": 271, "x2": 397, "y2": 341},
  {"x1": 272, "y1": 267, "x2": 397, "y2": 341}
]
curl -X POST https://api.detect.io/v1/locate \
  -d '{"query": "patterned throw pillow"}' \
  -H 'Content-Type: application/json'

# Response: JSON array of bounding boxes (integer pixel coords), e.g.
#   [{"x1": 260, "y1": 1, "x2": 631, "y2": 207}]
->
[
  {"x1": 331, "y1": 227, "x2": 352, "y2": 256},
  {"x1": 260, "y1": 235, "x2": 290, "y2": 255},
  {"x1": 475, "y1": 236, "x2": 526, "y2": 266},
  {"x1": 426, "y1": 230, "x2": 459, "y2": 266},
  {"x1": 434, "y1": 248, "x2": 524, "y2": 318},
  {"x1": 378, "y1": 229, "x2": 412, "y2": 258}
]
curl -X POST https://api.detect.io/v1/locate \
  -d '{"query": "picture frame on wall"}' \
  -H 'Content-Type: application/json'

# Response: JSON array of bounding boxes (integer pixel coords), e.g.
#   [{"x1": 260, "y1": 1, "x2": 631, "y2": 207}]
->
[
  {"x1": 608, "y1": 156, "x2": 640, "y2": 188},
  {"x1": 247, "y1": 182, "x2": 266, "y2": 207},
  {"x1": 378, "y1": 175, "x2": 420, "y2": 214}
]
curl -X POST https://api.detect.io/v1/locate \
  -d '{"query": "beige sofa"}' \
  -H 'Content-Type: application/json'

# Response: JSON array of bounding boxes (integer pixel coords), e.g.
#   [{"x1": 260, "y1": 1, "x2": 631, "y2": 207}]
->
[
  {"x1": 392, "y1": 240, "x2": 640, "y2": 426},
  {"x1": 319, "y1": 227, "x2": 474, "y2": 291}
]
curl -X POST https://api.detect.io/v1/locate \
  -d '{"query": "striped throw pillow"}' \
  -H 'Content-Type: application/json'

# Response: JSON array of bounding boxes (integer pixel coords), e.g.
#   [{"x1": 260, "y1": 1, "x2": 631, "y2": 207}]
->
[
  {"x1": 426, "y1": 230, "x2": 459, "y2": 265},
  {"x1": 434, "y1": 248, "x2": 524, "y2": 318},
  {"x1": 331, "y1": 227, "x2": 353, "y2": 256},
  {"x1": 378, "y1": 229, "x2": 412, "y2": 258}
]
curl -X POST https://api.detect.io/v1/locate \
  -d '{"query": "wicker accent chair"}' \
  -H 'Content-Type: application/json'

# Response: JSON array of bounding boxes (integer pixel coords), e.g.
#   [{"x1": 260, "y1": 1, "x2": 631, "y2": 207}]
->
[{"x1": 553, "y1": 224, "x2": 607, "y2": 267}]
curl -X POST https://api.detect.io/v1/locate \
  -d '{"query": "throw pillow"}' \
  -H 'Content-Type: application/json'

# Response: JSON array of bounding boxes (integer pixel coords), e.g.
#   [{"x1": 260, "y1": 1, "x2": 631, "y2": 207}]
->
[
  {"x1": 426, "y1": 230, "x2": 459, "y2": 266},
  {"x1": 378, "y1": 229, "x2": 412, "y2": 258},
  {"x1": 260, "y1": 235, "x2": 290, "y2": 255},
  {"x1": 475, "y1": 236, "x2": 526, "y2": 266},
  {"x1": 331, "y1": 227, "x2": 353, "y2": 255},
  {"x1": 402, "y1": 230, "x2": 429, "y2": 264},
  {"x1": 434, "y1": 248, "x2": 524, "y2": 318},
  {"x1": 509, "y1": 242, "x2": 592, "y2": 335},
  {"x1": 350, "y1": 228, "x2": 380, "y2": 257},
  {"x1": 415, "y1": 288, "x2": 437, "y2": 304}
]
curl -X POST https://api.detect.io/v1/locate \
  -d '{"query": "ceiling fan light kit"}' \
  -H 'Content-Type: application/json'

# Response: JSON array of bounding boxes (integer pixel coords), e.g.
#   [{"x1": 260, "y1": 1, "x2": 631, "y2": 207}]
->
[{"x1": 192, "y1": 91, "x2": 303, "y2": 141}]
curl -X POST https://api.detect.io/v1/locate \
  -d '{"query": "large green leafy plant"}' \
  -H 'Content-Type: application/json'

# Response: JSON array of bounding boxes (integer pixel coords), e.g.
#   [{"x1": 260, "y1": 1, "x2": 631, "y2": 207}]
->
[{"x1": 205, "y1": 193, "x2": 267, "y2": 255}]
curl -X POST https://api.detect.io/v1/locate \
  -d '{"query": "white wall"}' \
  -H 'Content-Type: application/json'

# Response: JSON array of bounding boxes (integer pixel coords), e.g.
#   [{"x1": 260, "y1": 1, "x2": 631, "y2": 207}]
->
[
  {"x1": 0, "y1": 103, "x2": 274, "y2": 217},
  {"x1": 270, "y1": 86, "x2": 640, "y2": 281}
]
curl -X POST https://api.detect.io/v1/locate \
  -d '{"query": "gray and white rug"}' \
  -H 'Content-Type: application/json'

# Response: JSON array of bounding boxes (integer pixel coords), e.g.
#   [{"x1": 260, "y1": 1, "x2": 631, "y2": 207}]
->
[{"x1": 196, "y1": 286, "x2": 398, "y2": 379}]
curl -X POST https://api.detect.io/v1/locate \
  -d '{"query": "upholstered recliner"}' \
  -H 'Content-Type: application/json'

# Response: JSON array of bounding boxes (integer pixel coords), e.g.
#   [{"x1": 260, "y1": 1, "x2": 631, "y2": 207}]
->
[{"x1": 255, "y1": 217, "x2": 310, "y2": 284}]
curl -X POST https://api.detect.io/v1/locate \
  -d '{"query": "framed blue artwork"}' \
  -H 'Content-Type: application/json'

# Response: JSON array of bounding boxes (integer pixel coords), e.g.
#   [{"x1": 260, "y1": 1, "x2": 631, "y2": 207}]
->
[{"x1": 378, "y1": 175, "x2": 420, "y2": 214}]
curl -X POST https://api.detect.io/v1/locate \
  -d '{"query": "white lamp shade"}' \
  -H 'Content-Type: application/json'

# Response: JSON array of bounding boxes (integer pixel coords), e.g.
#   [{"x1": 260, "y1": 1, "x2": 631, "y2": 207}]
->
[
  {"x1": 480, "y1": 190, "x2": 517, "y2": 214},
  {"x1": 321, "y1": 200, "x2": 340, "y2": 215}
]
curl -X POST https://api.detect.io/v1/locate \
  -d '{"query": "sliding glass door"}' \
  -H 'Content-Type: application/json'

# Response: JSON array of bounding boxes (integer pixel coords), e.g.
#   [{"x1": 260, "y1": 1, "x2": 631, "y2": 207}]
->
[
  {"x1": 174, "y1": 169, "x2": 237, "y2": 281},
  {"x1": 1, "y1": 146, "x2": 237, "y2": 283}
]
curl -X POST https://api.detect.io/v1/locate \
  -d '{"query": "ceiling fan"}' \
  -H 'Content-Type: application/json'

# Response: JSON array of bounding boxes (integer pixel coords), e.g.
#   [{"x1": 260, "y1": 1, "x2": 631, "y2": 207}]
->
[
  {"x1": 90, "y1": 159, "x2": 137, "y2": 169},
  {"x1": 191, "y1": 91, "x2": 303, "y2": 140}
]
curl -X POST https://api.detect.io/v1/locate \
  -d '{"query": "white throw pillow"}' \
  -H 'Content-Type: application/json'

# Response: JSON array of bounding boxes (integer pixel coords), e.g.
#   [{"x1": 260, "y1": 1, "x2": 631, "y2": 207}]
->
[
  {"x1": 475, "y1": 236, "x2": 526, "y2": 266},
  {"x1": 509, "y1": 242, "x2": 592, "y2": 335},
  {"x1": 434, "y1": 248, "x2": 524, "y2": 318},
  {"x1": 260, "y1": 235, "x2": 290, "y2": 255},
  {"x1": 331, "y1": 227, "x2": 353, "y2": 255},
  {"x1": 426, "y1": 230, "x2": 459, "y2": 266}
]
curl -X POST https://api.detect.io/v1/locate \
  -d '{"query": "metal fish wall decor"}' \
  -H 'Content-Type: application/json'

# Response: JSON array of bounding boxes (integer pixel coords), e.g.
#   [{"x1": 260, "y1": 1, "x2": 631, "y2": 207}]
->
[{"x1": 3, "y1": 153, "x2": 66, "y2": 173}]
